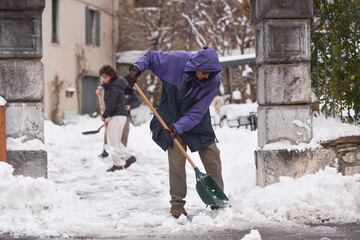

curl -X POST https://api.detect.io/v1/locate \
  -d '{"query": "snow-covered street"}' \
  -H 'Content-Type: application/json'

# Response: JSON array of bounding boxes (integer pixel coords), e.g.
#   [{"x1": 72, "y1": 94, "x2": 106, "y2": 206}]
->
[
  {"x1": 1, "y1": 113, "x2": 360, "y2": 238},
  {"x1": 44, "y1": 115, "x2": 258, "y2": 238}
]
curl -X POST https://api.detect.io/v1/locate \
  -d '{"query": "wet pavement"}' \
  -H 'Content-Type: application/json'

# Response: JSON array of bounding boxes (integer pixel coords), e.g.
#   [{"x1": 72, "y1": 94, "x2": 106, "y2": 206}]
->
[{"x1": 1, "y1": 223, "x2": 359, "y2": 240}]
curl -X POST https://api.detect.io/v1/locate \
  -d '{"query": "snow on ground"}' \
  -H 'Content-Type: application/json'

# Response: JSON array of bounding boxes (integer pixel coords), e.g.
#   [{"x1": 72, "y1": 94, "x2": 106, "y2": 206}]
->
[
  {"x1": 0, "y1": 112, "x2": 360, "y2": 237},
  {"x1": 241, "y1": 230, "x2": 262, "y2": 240}
]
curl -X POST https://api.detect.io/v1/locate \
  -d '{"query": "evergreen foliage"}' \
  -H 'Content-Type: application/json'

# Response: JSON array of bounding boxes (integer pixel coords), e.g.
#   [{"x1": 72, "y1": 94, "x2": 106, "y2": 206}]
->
[{"x1": 311, "y1": 0, "x2": 360, "y2": 123}]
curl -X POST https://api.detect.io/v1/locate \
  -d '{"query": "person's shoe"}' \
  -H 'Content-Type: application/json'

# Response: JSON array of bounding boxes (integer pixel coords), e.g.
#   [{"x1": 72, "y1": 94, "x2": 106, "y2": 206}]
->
[
  {"x1": 210, "y1": 205, "x2": 231, "y2": 210},
  {"x1": 98, "y1": 150, "x2": 109, "y2": 158},
  {"x1": 210, "y1": 205, "x2": 220, "y2": 211},
  {"x1": 170, "y1": 205, "x2": 188, "y2": 219},
  {"x1": 124, "y1": 156, "x2": 136, "y2": 169},
  {"x1": 107, "y1": 165, "x2": 124, "y2": 172}
]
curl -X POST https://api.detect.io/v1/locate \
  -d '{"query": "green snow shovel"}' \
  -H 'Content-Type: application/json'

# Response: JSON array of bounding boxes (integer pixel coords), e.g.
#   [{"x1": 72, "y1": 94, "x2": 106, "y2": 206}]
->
[{"x1": 133, "y1": 83, "x2": 229, "y2": 207}]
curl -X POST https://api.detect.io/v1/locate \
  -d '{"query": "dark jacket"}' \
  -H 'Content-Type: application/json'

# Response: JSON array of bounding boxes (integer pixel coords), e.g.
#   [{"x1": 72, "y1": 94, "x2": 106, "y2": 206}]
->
[
  {"x1": 150, "y1": 81, "x2": 217, "y2": 152},
  {"x1": 102, "y1": 76, "x2": 128, "y2": 119}
]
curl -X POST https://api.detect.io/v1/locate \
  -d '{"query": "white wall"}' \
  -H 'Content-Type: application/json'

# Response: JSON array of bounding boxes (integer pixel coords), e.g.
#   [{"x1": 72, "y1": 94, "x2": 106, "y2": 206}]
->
[{"x1": 42, "y1": 0, "x2": 119, "y2": 120}]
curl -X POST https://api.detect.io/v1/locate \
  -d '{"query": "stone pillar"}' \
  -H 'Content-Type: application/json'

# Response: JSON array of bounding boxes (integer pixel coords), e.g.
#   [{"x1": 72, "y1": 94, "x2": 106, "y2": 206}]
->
[
  {"x1": 0, "y1": 0, "x2": 47, "y2": 178},
  {"x1": 251, "y1": 0, "x2": 313, "y2": 186}
]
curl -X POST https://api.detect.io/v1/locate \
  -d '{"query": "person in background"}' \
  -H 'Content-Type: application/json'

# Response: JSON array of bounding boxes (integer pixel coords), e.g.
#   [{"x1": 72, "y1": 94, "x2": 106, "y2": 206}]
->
[
  {"x1": 99, "y1": 65, "x2": 136, "y2": 172},
  {"x1": 96, "y1": 82, "x2": 140, "y2": 157},
  {"x1": 124, "y1": 48, "x2": 224, "y2": 218}
]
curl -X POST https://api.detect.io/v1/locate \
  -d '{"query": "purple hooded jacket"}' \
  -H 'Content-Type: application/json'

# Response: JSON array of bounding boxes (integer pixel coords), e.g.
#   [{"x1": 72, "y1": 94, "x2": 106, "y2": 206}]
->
[{"x1": 135, "y1": 48, "x2": 223, "y2": 134}]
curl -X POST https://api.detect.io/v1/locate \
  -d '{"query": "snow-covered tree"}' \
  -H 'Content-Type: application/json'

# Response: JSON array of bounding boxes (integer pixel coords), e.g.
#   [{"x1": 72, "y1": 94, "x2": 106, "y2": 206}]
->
[
  {"x1": 119, "y1": 0, "x2": 253, "y2": 54},
  {"x1": 118, "y1": 0, "x2": 255, "y2": 105},
  {"x1": 178, "y1": 0, "x2": 254, "y2": 55}
]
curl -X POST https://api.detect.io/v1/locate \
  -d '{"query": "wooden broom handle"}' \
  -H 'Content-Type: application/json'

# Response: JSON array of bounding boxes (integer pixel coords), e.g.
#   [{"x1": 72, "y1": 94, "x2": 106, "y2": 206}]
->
[
  {"x1": 97, "y1": 95, "x2": 104, "y2": 115},
  {"x1": 133, "y1": 83, "x2": 197, "y2": 169}
]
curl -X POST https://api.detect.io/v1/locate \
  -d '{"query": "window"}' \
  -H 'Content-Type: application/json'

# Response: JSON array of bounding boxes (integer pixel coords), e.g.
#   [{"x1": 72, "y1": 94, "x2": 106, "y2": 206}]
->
[
  {"x1": 85, "y1": 6, "x2": 100, "y2": 46},
  {"x1": 51, "y1": 0, "x2": 59, "y2": 43}
]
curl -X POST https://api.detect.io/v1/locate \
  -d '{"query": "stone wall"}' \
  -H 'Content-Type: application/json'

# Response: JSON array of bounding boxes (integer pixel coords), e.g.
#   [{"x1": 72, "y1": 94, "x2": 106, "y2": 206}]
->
[
  {"x1": 0, "y1": 0, "x2": 47, "y2": 178},
  {"x1": 255, "y1": 136, "x2": 360, "y2": 186},
  {"x1": 323, "y1": 136, "x2": 360, "y2": 176}
]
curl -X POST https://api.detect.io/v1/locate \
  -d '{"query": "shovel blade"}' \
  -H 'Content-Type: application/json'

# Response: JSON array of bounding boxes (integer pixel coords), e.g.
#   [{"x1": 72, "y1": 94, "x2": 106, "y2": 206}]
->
[
  {"x1": 195, "y1": 168, "x2": 229, "y2": 207},
  {"x1": 82, "y1": 130, "x2": 100, "y2": 135},
  {"x1": 82, "y1": 125, "x2": 104, "y2": 135}
]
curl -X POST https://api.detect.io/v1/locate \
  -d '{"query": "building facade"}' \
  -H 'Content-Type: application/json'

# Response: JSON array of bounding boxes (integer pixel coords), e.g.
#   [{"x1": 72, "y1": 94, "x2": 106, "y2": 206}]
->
[{"x1": 42, "y1": 0, "x2": 120, "y2": 123}]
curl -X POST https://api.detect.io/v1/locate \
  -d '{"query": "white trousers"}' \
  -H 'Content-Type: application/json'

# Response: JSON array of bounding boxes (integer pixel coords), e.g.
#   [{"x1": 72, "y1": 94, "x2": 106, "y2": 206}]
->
[{"x1": 106, "y1": 115, "x2": 132, "y2": 167}]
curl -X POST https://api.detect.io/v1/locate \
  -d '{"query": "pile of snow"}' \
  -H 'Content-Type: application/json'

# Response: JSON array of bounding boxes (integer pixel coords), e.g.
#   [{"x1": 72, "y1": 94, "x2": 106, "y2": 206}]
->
[
  {"x1": 241, "y1": 230, "x2": 262, "y2": 240},
  {"x1": 0, "y1": 96, "x2": 6, "y2": 106},
  {"x1": 264, "y1": 114, "x2": 360, "y2": 151},
  {"x1": 0, "y1": 162, "x2": 79, "y2": 236},
  {"x1": 6, "y1": 137, "x2": 46, "y2": 151},
  {"x1": 313, "y1": 114, "x2": 360, "y2": 142},
  {"x1": 212, "y1": 167, "x2": 360, "y2": 227}
]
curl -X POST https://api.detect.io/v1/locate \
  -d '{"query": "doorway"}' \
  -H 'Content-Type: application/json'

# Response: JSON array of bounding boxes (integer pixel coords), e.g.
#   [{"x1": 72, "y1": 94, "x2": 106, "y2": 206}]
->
[{"x1": 80, "y1": 76, "x2": 99, "y2": 115}]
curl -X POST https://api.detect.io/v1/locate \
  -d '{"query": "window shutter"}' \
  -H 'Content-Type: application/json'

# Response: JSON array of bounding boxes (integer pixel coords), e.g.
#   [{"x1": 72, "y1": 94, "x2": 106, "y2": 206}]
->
[
  {"x1": 85, "y1": 6, "x2": 91, "y2": 44},
  {"x1": 95, "y1": 10, "x2": 100, "y2": 46}
]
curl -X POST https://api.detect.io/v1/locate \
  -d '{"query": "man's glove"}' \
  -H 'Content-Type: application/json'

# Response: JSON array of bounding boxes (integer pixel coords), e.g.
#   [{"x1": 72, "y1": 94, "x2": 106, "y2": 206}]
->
[
  {"x1": 164, "y1": 125, "x2": 177, "y2": 142},
  {"x1": 124, "y1": 65, "x2": 141, "y2": 87}
]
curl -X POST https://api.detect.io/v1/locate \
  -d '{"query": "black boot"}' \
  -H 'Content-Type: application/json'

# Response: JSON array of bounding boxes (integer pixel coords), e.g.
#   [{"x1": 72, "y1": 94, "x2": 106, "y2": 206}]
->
[
  {"x1": 98, "y1": 150, "x2": 109, "y2": 158},
  {"x1": 107, "y1": 165, "x2": 124, "y2": 172},
  {"x1": 210, "y1": 204, "x2": 231, "y2": 210},
  {"x1": 124, "y1": 156, "x2": 136, "y2": 169},
  {"x1": 210, "y1": 206, "x2": 220, "y2": 210}
]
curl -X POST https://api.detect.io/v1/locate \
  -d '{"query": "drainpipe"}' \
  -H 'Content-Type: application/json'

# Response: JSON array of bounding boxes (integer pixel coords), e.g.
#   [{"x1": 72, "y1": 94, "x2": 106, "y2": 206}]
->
[{"x1": 0, "y1": 97, "x2": 6, "y2": 162}]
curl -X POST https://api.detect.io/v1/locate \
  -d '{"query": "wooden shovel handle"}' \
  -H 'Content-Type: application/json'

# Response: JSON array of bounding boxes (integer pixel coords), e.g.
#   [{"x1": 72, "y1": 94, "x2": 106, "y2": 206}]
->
[{"x1": 133, "y1": 83, "x2": 197, "y2": 169}]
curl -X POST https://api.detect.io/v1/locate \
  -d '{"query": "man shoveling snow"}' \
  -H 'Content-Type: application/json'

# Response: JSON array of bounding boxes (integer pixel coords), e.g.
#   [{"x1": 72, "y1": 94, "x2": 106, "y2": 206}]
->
[{"x1": 125, "y1": 47, "x2": 225, "y2": 218}]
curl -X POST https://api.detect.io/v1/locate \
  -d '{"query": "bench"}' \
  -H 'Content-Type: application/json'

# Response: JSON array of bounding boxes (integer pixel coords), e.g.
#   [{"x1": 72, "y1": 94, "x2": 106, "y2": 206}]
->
[{"x1": 212, "y1": 112, "x2": 257, "y2": 131}]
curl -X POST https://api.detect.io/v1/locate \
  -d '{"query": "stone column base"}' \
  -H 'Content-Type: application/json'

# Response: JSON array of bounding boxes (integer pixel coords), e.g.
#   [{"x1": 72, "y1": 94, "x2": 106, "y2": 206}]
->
[
  {"x1": 7, "y1": 150, "x2": 47, "y2": 178},
  {"x1": 255, "y1": 147, "x2": 337, "y2": 187}
]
